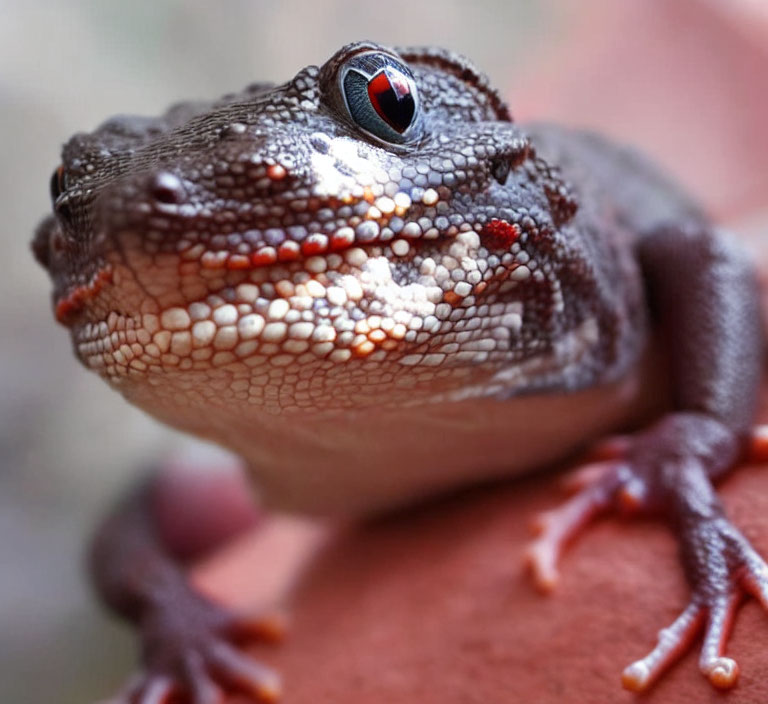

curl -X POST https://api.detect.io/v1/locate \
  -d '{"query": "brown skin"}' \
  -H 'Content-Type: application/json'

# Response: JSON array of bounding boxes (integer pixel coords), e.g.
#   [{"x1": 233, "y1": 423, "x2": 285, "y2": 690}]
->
[{"x1": 34, "y1": 42, "x2": 766, "y2": 702}]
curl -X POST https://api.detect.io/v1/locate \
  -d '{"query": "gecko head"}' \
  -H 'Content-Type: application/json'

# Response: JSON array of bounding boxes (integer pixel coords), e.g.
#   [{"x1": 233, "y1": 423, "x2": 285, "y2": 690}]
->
[{"x1": 33, "y1": 42, "x2": 579, "y2": 424}]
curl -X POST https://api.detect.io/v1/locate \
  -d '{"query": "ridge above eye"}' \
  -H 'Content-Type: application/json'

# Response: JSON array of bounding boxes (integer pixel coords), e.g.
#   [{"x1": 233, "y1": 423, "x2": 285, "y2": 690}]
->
[{"x1": 338, "y1": 51, "x2": 421, "y2": 145}]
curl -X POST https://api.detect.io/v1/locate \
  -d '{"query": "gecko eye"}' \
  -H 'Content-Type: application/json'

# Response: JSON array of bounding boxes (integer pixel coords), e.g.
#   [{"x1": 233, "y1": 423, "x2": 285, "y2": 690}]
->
[
  {"x1": 49, "y1": 165, "x2": 67, "y2": 202},
  {"x1": 339, "y1": 52, "x2": 421, "y2": 144}
]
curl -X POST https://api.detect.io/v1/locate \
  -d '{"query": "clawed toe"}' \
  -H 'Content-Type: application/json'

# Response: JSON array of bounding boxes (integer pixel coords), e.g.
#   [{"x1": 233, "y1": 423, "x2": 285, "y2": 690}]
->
[
  {"x1": 621, "y1": 594, "x2": 743, "y2": 692},
  {"x1": 621, "y1": 532, "x2": 768, "y2": 692},
  {"x1": 136, "y1": 677, "x2": 176, "y2": 704},
  {"x1": 101, "y1": 674, "x2": 176, "y2": 704},
  {"x1": 104, "y1": 645, "x2": 281, "y2": 704},
  {"x1": 524, "y1": 461, "x2": 624, "y2": 592},
  {"x1": 183, "y1": 652, "x2": 225, "y2": 704},
  {"x1": 621, "y1": 600, "x2": 704, "y2": 691},
  {"x1": 209, "y1": 641, "x2": 282, "y2": 702}
]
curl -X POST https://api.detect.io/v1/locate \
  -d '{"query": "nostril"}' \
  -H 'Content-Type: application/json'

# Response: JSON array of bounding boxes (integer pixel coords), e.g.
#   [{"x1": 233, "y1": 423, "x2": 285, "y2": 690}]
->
[{"x1": 149, "y1": 171, "x2": 185, "y2": 204}]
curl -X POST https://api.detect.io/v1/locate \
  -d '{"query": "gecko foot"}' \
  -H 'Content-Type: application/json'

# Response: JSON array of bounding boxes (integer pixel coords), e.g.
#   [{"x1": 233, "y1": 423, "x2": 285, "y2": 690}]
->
[
  {"x1": 621, "y1": 516, "x2": 768, "y2": 691},
  {"x1": 524, "y1": 415, "x2": 768, "y2": 691},
  {"x1": 100, "y1": 590, "x2": 286, "y2": 704}
]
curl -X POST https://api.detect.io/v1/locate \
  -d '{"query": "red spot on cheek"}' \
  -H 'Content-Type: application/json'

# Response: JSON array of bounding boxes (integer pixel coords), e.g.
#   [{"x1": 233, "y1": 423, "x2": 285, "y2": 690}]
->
[
  {"x1": 329, "y1": 229, "x2": 356, "y2": 251},
  {"x1": 481, "y1": 219, "x2": 520, "y2": 250},
  {"x1": 55, "y1": 298, "x2": 80, "y2": 323}
]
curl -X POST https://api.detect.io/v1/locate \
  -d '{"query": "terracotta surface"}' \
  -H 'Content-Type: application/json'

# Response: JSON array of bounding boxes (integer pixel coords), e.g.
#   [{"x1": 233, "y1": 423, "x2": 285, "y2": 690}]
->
[{"x1": 196, "y1": 396, "x2": 768, "y2": 704}]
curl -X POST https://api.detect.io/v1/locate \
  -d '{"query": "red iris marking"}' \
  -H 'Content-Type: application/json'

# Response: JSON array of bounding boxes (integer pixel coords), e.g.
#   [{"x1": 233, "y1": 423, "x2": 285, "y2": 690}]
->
[
  {"x1": 367, "y1": 69, "x2": 415, "y2": 134},
  {"x1": 481, "y1": 219, "x2": 521, "y2": 250}
]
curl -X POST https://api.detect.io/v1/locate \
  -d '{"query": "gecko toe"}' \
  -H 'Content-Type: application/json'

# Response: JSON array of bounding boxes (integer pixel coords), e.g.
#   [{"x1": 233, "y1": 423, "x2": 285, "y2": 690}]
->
[
  {"x1": 698, "y1": 592, "x2": 742, "y2": 688},
  {"x1": 183, "y1": 652, "x2": 226, "y2": 704},
  {"x1": 621, "y1": 525, "x2": 768, "y2": 692},
  {"x1": 621, "y1": 601, "x2": 704, "y2": 692},
  {"x1": 208, "y1": 641, "x2": 282, "y2": 702},
  {"x1": 134, "y1": 676, "x2": 176, "y2": 704},
  {"x1": 524, "y1": 460, "x2": 624, "y2": 591}
]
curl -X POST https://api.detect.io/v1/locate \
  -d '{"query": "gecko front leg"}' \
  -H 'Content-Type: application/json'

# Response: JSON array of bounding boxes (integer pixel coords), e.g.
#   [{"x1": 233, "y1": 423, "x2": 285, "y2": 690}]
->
[
  {"x1": 527, "y1": 416, "x2": 768, "y2": 690},
  {"x1": 90, "y1": 460, "x2": 284, "y2": 704},
  {"x1": 527, "y1": 223, "x2": 766, "y2": 691}
]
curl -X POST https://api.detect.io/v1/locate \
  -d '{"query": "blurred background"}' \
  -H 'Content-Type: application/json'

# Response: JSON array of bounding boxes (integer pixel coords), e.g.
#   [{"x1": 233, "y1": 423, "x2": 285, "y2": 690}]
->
[{"x1": 2, "y1": 1, "x2": 767, "y2": 701}]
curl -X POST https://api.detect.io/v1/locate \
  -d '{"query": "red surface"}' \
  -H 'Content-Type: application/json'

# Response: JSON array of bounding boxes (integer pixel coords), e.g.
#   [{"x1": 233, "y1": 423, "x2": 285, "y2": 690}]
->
[{"x1": 197, "y1": 431, "x2": 768, "y2": 703}]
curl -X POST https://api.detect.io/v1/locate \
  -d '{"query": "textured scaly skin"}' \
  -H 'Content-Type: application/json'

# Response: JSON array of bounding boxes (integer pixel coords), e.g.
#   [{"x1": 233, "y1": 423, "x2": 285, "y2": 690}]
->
[
  {"x1": 34, "y1": 43, "x2": 663, "y2": 511},
  {"x1": 33, "y1": 42, "x2": 768, "y2": 700}
]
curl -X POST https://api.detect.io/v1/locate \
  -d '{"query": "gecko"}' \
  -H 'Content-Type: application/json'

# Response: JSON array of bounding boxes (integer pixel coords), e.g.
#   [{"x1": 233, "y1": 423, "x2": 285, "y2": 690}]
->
[{"x1": 33, "y1": 42, "x2": 767, "y2": 702}]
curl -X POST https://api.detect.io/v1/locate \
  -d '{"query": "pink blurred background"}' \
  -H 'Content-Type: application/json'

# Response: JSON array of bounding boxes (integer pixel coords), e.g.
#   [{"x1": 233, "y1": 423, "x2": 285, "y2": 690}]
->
[{"x1": 0, "y1": 1, "x2": 766, "y2": 702}]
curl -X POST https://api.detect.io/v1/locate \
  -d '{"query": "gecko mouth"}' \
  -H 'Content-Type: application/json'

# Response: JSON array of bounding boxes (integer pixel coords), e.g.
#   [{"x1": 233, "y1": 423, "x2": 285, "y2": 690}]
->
[
  {"x1": 55, "y1": 176, "x2": 528, "y2": 334},
  {"x1": 68, "y1": 208, "x2": 534, "y2": 383},
  {"x1": 56, "y1": 157, "x2": 526, "y2": 321}
]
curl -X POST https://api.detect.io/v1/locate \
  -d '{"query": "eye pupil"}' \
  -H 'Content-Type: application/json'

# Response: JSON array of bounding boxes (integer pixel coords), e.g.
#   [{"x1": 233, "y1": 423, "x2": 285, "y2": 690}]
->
[{"x1": 367, "y1": 68, "x2": 415, "y2": 134}]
